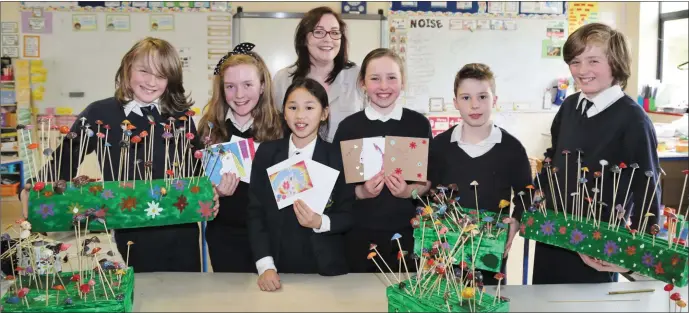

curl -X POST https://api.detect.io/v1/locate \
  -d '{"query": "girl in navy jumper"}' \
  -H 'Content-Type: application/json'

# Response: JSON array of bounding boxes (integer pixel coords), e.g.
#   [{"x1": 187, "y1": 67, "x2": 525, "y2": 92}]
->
[
  {"x1": 533, "y1": 23, "x2": 661, "y2": 284},
  {"x1": 248, "y1": 78, "x2": 354, "y2": 291},
  {"x1": 198, "y1": 43, "x2": 284, "y2": 273},
  {"x1": 332, "y1": 48, "x2": 432, "y2": 273},
  {"x1": 20, "y1": 37, "x2": 216, "y2": 272},
  {"x1": 429, "y1": 63, "x2": 532, "y2": 285}
]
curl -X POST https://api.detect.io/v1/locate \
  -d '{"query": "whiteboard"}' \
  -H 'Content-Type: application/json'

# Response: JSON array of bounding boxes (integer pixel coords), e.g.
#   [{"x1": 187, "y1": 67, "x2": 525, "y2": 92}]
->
[
  {"x1": 35, "y1": 10, "x2": 232, "y2": 114},
  {"x1": 232, "y1": 12, "x2": 387, "y2": 76},
  {"x1": 391, "y1": 14, "x2": 571, "y2": 112}
]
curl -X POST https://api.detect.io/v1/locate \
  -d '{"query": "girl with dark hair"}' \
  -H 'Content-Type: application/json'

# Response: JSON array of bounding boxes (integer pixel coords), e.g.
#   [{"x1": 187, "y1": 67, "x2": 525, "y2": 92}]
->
[
  {"x1": 248, "y1": 78, "x2": 355, "y2": 291},
  {"x1": 272, "y1": 6, "x2": 364, "y2": 142}
]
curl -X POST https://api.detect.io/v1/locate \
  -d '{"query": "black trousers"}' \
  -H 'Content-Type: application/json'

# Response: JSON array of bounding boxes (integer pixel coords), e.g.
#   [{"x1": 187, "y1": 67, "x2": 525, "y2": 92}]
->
[
  {"x1": 345, "y1": 227, "x2": 414, "y2": 274},
  {"x1": 115, "y1": 224, "x2": 200, "y2": 273},
  {"x1": 205, "y1": 223, "x2": 256, "y2": 273}
]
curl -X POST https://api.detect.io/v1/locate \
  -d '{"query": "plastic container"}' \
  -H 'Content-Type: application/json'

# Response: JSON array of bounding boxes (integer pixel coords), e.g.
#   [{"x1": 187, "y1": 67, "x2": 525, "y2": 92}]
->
[{"x1": 0, "y1": 182, "x2": 19, "y2": 197}]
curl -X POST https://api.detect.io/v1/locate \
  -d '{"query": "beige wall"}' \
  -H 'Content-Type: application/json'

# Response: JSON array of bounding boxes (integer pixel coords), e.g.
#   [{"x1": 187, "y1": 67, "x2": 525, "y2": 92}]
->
[{"x1": 0, "y1": 2, "x2": 651, "y2": 98}]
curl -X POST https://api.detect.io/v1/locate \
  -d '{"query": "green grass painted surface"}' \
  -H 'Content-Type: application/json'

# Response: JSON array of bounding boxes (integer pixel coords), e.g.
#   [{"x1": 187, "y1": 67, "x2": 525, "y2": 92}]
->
[
  {"x1": 521, "y1": 211, "x2": 688, "y2": 287},
  {"x1": 1, "y1": 268, "x2": 134, "y2": 312},
  {"x1": 413, "y1": 208, "x2": 508, "y2": 273},
  {"x1": 27, "y1": 178, "x2": 216, "y2": 232},
  {"x1": 386, "y1": 277, "x2": 509, "y2": 312}
]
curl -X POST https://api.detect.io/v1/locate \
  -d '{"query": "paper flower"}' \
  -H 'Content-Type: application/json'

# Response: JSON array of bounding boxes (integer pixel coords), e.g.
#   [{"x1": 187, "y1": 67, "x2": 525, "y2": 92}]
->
[
  {"x1": 642, "y1": 252, "x2": 655, "y2": 267},
  {"x1": 570, "y1": 229, "x2": 586, "y2": 245},
  {"x1": 173, "y1": 179, "x2": 186, "y2": 191},
  {"x1": 68, "y1": 203, "x2": 84, "y2": 214},
  {"x1": 540, "y1": 220, "x2": 555, "y2": 235},
  {"x1": 198, "y1": 201, "x2": 213, "y2": 219},
  {"x1": 145, "y1": 201, "x2": 164, "y2": 219},
  {"x1": 37, "y1": 203, "x2": 55, "y2": 219},
  {"x1": 149, "y1": 185, "x2": 162, "y2": 201},
  {"x1": 603, "y1": 240, "x2": 619, "y2": 257},
  {"x1": 101, "y1": 189, "x2": 114, "y2": 200},
  {"x1": 654, "y1": 262, "x2": 665, "y2": 275},
  {"x1": 174, "y1": 195, "x2": 188, "y2": 213},
  {"x1": 120, "y1": 196, "x2": 137, "y2": 212},
  {"x1": 625, "y1": 245, "x2": 636, "y2": 256},
  {"x1": 409, "y1": 141, "x2": 417, "y2": 149},
  {"x1": 592, "y1": 230, "x2": 602, "y2": 240}
]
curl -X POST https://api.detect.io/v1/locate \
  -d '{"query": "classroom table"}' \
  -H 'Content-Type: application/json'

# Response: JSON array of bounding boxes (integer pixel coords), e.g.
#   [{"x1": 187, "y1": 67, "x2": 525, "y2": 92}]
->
[{"x1": 126, "y1": 273, "x2": 684, "y2": 312}]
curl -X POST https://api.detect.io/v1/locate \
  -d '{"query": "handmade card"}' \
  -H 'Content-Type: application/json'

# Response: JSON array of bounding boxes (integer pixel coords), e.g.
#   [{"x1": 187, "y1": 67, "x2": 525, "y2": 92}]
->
[
  {"x1": 384, "y1": 136, "x2": 429, "y2": 182},
  {"x1": 340, "y1": 137, "x2": 385, "y2": 183},
  {"x1": 267, "y1": 156, "x2": 314, "y2": 209},
  {"x1": 266, "y1": 155, "x2": 339, "y2": 214},
  {"x1": 204, "y1": 136, "x2": 258, "y2": 184},
  {"x1": 300, "y1": 159, "x2": 340, "y2": 215}
]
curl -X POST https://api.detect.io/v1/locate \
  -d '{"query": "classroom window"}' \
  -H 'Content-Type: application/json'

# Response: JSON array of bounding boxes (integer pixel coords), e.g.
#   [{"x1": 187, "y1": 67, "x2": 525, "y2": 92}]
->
[{"x1": 657, "y1": 3, "x2": 689, "y2": 109}]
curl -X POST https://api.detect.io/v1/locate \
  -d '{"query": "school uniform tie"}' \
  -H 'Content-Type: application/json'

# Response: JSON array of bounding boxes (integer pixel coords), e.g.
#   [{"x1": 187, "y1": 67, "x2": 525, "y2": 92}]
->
[
  {"x1": 580, "y1": 98, "x2": 594, "y2": 117},
  {"x1": 140, "y1": 105, "x2": 161, "y2": 123}
]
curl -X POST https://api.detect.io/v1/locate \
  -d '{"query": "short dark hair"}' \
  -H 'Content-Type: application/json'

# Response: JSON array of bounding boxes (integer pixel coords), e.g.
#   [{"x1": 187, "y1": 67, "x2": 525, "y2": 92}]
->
[
  {"x1": 290, "y1": 7, "x2": 355, "y2": 84},
  {"x1": 453, "y1": 63, "x2": 496, "y2": 95},
  {"x1": 283, "y1": 78, "x2": 330, "y2": 139},
  {"x1": 563, "y1": 23, "x2": 631, "y2": 90}
]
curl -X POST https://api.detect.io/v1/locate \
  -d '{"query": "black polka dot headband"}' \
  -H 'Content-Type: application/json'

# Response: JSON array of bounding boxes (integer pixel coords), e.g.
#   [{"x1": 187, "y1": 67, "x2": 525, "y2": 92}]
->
[{"x1": 213, "y1": 42, "x2": 256, "y2": 76}]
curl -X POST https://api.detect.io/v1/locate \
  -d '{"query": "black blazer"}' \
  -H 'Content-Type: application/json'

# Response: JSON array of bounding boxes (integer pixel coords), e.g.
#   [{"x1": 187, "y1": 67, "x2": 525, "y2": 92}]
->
[{"x1": 247, "y1": 136, "x2": 354, "y2": 276}]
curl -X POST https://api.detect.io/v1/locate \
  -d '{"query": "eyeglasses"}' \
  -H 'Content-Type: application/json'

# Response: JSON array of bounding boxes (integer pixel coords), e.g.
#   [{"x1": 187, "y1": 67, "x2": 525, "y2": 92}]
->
[{"x1": 312, "y1": 29, "x2": 342, "y2": 40}]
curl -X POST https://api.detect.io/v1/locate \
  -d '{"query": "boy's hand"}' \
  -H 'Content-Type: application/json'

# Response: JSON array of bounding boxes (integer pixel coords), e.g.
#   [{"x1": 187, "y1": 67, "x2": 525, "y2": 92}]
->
[
  {"x1": 258, "y1": 269, "x2": 281, "y2": 292},
  {"x1": 578, "y1": 253, "x2": 629, "y2": 273},
  {"x1": 215, "y1": 172, "x2": 239, "y2": 197}
]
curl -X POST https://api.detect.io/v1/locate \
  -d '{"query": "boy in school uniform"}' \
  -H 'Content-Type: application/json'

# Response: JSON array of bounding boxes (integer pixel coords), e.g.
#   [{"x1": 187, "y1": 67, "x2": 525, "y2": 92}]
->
[
  {"x1": 429, "y1": 63, "x2": 531, "y2": 285},
  {"x1": 532, "y1": 23, "x2": 661, "y2": 284},
  {"x1": 20, "y1": 37, "x2": 212, "y2": 272}
]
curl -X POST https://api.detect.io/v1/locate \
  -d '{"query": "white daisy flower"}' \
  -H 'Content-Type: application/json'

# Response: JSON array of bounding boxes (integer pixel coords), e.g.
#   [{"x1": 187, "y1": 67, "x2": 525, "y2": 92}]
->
[{"x1": 145, "y1": 201, "x2": 164, "y2": 219}]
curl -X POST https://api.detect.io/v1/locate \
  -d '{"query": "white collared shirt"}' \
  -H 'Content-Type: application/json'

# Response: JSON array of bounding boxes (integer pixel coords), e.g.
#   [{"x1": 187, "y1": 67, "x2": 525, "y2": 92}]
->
[
  {"x1": 450, "y1": 121, "x2": 503, "y2": 158},
  {"x1": 364, "y1": 103, "x2": 404, "y2": 122},
  {"x1": 122, "y1": 99, "x2": 160, "y2": 117},
  {"x1": 225, "y1": 109, "x2": 253, "y2": 133},
  {"x1": 576, "y1": 85, "x2": 624, "y2": 117},
  {"x1": 288, "y1": 134, "x2": 317, "y2": 159},
  {"x1": 272, "y1": 65, "x2": 364, "y2": 142},
  {"x1": 255, "y1": 134, "x2": 331, "y2": 276}
]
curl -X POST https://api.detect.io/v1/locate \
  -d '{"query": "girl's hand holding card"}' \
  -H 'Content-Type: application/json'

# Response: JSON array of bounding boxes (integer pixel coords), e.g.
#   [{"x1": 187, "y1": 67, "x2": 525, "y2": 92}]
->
[
  {"x1": 215, "y1": 172, "x2": 240, "y2": 197},
  {"x1": 356, "y1": 170, "x2": 385, "y2": 199},
  {"x1": 385, "y1": 172, "x2": 409, "y2": 198},
  {"x1": 294, "y1": 199, "x2": 323, "y2": 229}
]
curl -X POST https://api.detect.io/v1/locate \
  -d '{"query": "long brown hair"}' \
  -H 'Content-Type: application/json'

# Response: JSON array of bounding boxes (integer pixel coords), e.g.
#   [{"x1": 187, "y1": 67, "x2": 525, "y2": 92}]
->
[
  {"x1": 290, "y1": 6, "x2": 355, "y2": 84},
  {"x1": 563, "y1": 23, "x2": 631, "y2": 90},
  {"x1": 199, "y1": 53, "x2": 283, "y2": 143},
  {"x1": 114, "y1": 37, "x2": 193, "y2": 114}
]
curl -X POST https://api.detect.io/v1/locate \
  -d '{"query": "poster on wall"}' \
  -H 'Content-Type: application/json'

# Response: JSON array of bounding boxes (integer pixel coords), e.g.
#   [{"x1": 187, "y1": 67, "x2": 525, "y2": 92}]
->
[
  {"x1": 72, "y1": 14, "x2": 98, "y2": 31},
  {"x1": 23, "y1": 35, "x2": 40, "y2": 58},
  {"x1": 21, "y1": 11, "x2": 53, "y2": 34},
  {"x1": 150, "y1": 14, "x2": 174, "y2": 31},
  {"x1": 106, "y1": 14, "x2": 131, "y2": 31},
  {"x1": 2, "y1": 47, "x2": 20, "y2": 58},
  {"x1": 1, "y1": 22, "x2": 19, "y2": 33}
]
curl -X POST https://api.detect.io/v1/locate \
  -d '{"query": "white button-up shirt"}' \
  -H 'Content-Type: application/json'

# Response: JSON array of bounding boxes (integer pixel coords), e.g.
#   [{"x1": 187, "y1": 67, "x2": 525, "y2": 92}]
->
[
  {"x1": 576, "y1": 85, "x2": 624, "y2": 117},
  {"x1": 450, "y1": 121, "x2": 503, "y2": 158}
]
